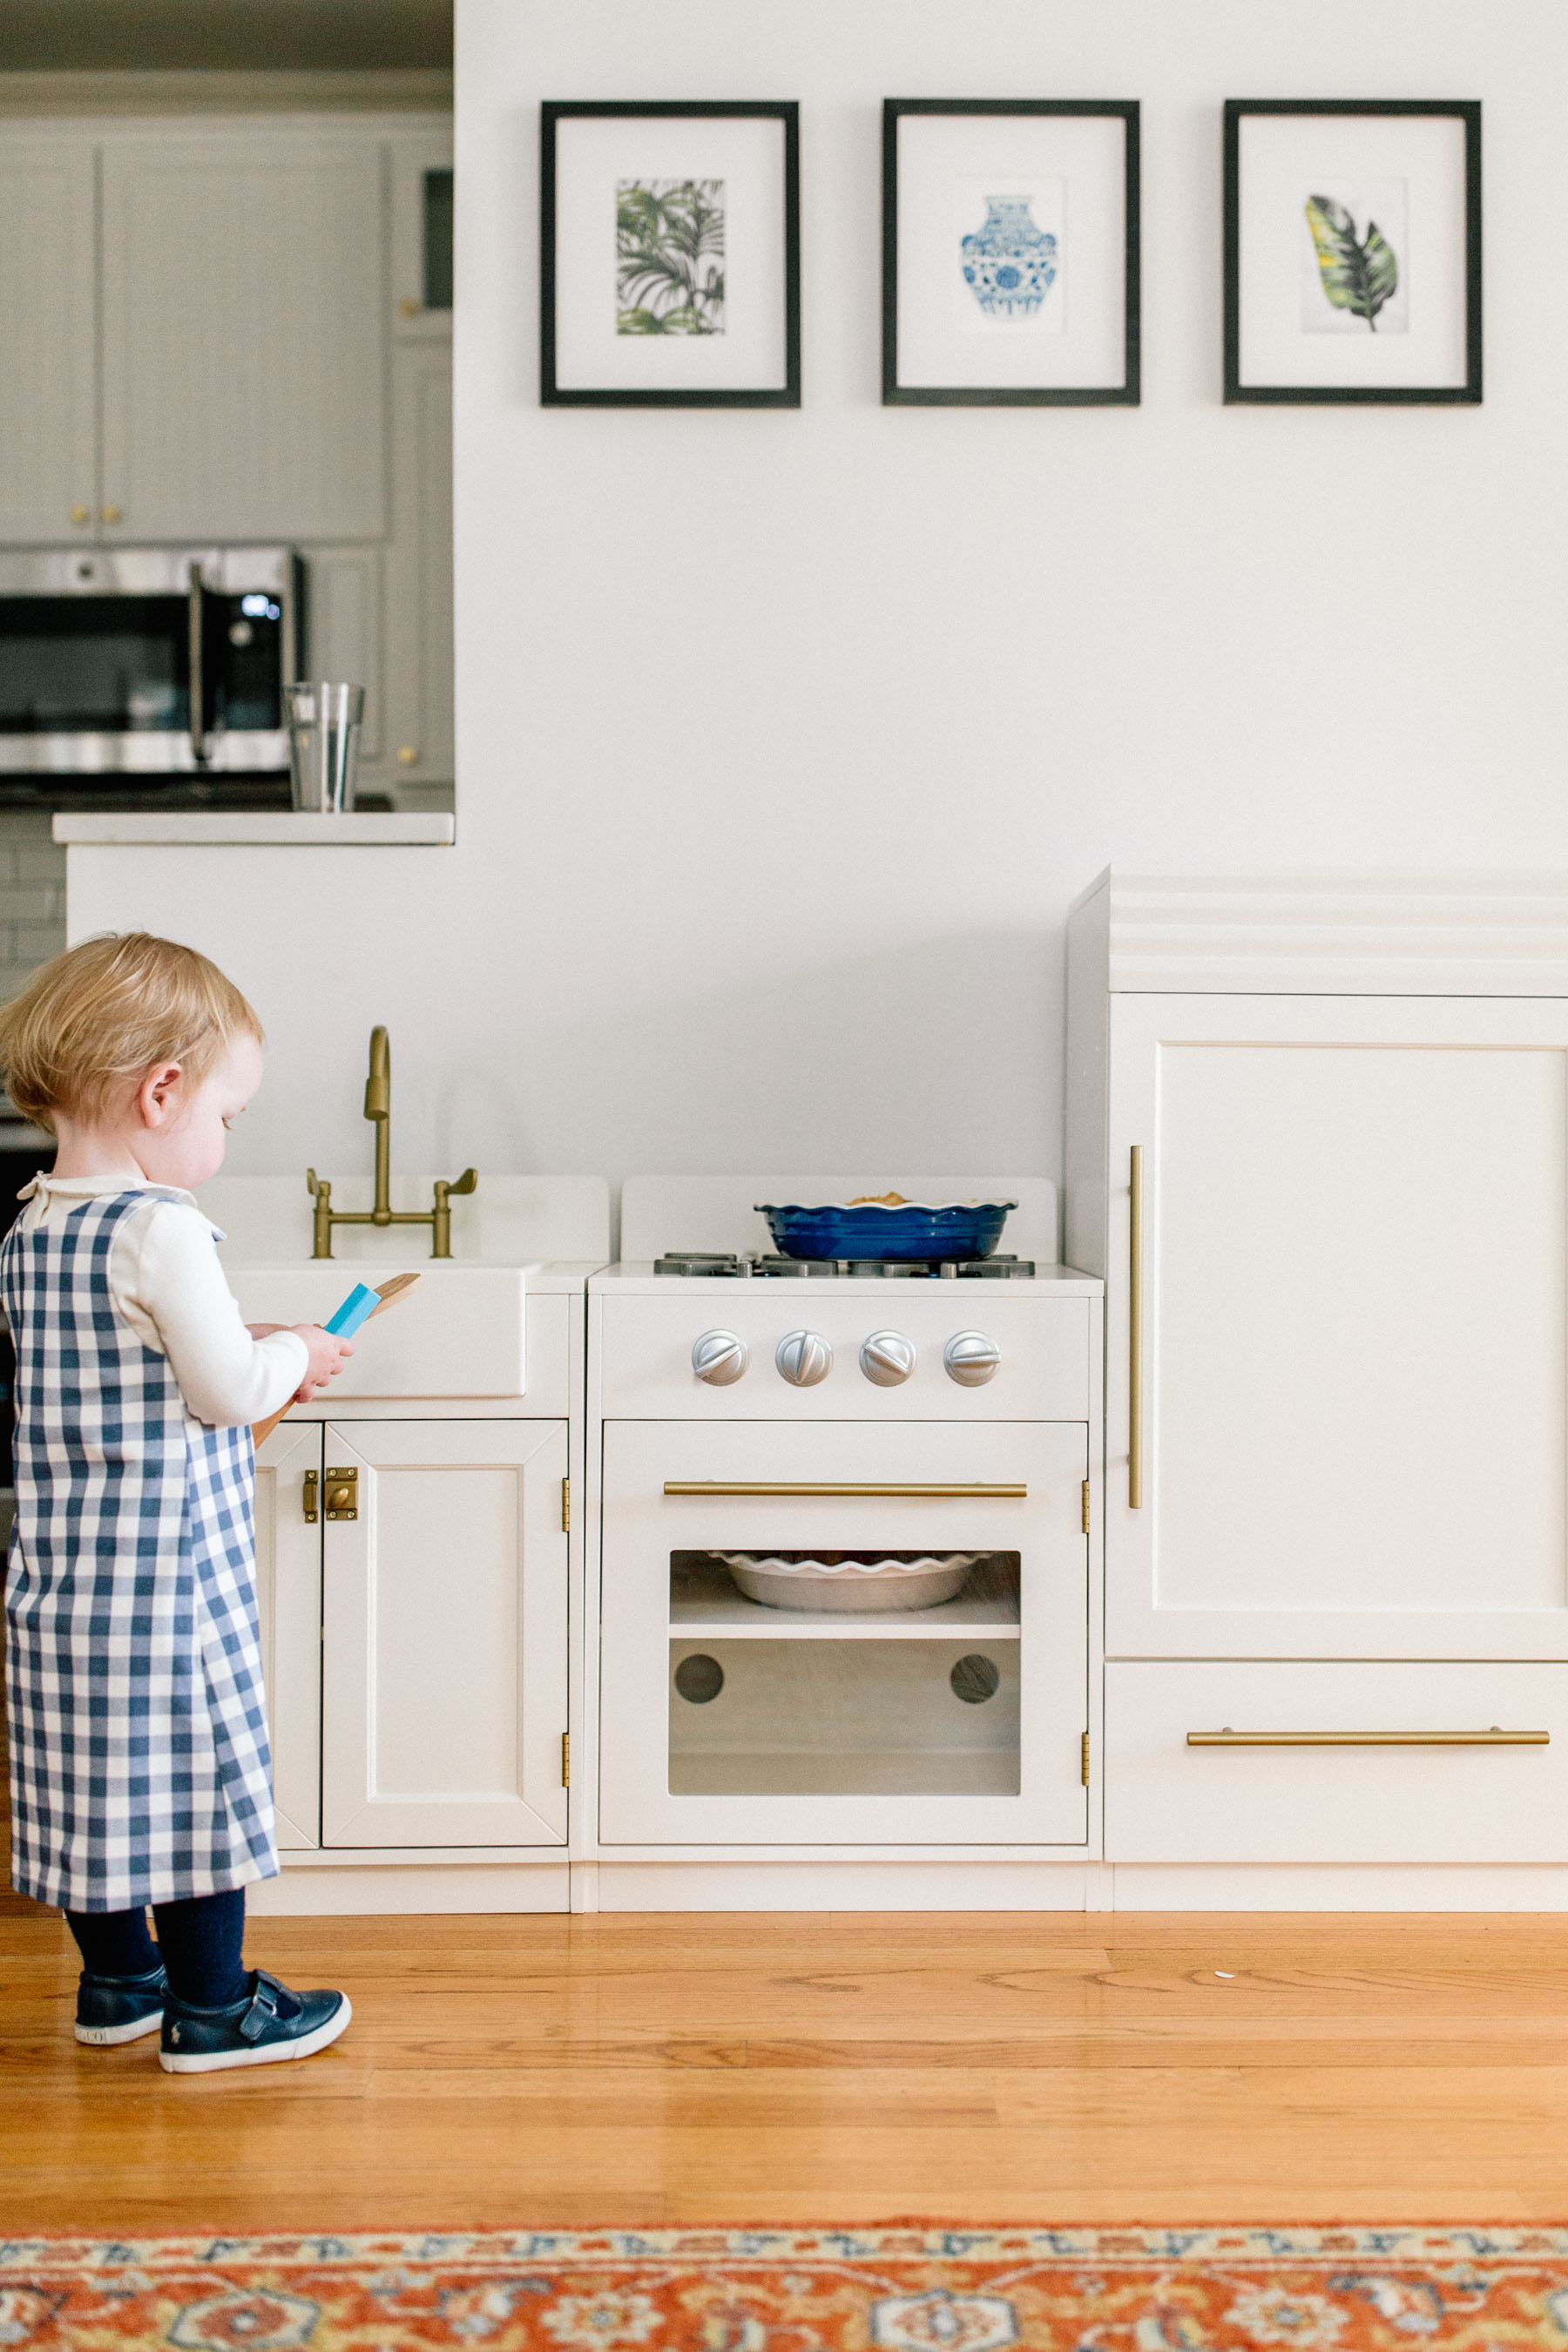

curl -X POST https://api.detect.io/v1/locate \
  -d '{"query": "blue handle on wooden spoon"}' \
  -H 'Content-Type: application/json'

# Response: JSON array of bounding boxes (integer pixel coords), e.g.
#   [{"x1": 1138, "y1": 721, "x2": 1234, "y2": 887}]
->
[{"x1": 325, "y1": 1282, "x2": 381, "y2": 1338}]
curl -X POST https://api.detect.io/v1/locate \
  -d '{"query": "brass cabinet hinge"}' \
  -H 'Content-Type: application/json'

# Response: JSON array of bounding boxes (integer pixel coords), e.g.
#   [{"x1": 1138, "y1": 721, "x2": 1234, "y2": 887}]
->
[
  {"x1": 561, "y1": 1476, "x2": 571, "y2": 1533},
  {"x1": 325, "y1": 1466, "x2": 358, "y2": 1522},
  {"x1": 302, "y1": 1469, "x2": 319, "y2": 1524},
  {"x1": 1081, "y1": 1731, "x2": 1091, "y2": 1787},
  {"x1": 561, "y1": 1732, "x2": 570, "y2": 1787},
  {"x1": 1081, "y1": 1479, "x2": 1091, "y2": 1535}
]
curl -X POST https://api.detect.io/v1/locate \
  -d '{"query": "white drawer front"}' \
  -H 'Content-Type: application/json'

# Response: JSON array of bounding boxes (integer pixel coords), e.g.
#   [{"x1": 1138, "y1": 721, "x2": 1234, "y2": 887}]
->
[
  {"x1": 1105, "y1": 1660, "x2": 1568, "y2": 1862},
  {"x1": 597, "y1": 1294, "x2": 1091, "y2": 1419}
]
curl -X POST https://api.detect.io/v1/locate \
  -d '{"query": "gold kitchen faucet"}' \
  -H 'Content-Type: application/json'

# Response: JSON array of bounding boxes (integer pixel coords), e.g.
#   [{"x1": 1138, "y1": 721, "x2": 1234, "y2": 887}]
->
[{"x1": 307, "y1": 1025, "x2": 476, "y2": 1259}]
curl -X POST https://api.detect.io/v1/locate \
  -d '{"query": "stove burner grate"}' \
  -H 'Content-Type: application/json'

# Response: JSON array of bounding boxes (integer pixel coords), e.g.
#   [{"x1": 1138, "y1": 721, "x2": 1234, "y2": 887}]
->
[{"x1": 652, "y1": 1250, "x2": 1037, "y2": 1279}]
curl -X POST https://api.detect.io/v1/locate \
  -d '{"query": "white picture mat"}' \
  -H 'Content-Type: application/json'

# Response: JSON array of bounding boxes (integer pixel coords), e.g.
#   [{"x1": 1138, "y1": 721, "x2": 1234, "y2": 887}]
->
[
  {"x1": 1238, "y1": 112, "x2": 1468, "y2": 389},
  {"x1": 896, "y1": 112, "x2": 1126, "y2": 389},
  {"x1": 552, "y1": 114, "x2": 787, "y2": 391}
]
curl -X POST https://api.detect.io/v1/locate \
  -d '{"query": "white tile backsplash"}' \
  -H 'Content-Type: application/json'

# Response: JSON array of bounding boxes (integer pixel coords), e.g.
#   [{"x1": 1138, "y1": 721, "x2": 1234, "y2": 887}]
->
[{"x1": 0, "y1": 814, "x2": 66, "y2": 1002}]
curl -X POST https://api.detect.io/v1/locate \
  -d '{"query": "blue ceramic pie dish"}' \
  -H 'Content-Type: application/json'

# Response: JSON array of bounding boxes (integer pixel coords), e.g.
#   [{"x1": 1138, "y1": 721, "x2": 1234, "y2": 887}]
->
[{"x1": 755, "y1": 1199, "x2": 1017, "y2": 1264}]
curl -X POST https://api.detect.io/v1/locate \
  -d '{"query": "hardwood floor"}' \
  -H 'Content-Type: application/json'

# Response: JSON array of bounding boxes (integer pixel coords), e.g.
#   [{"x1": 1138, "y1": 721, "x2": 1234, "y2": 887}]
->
[{"x1": 3, "y1": 1903, "x2": 1568, "y2": 2231}]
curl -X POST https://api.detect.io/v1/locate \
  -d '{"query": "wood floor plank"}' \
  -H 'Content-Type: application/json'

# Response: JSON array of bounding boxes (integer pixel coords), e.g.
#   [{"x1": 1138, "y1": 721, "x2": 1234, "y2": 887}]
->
[{"x1": 3, "y1": 1909, "x2": 1568, "y2": 2228}]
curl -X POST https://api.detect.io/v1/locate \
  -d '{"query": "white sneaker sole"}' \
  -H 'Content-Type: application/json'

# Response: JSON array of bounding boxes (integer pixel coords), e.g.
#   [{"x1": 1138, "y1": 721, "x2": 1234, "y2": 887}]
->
[
  {"x1": 76, "y1": 2008, "x2": 166, "y2": 2047},
  {"x1": 159, "y1": 1992, "x2": 352, "y2": 2074}
]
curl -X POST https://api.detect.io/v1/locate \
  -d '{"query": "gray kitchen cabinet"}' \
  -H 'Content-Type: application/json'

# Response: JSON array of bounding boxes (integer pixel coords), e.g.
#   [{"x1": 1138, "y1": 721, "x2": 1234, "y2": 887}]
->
[
  {"x1": 0, "y1": 114, "x2": 452, "y2": 801},
  {"x1": 389, "y1": 126, "x2": 456, "y2": 343},
  {"x1": 0, "y1": 139, "x2": 98, "y2": 543},
  {"x1": 383, "y1": 342, "x2": 454, "y2": 786},
  {"x1": 301, "y1": 547, "x2": 386, "y2": 767},
  {"x1": 99, "y1": 136, "x2": 387, "y2": 544}
]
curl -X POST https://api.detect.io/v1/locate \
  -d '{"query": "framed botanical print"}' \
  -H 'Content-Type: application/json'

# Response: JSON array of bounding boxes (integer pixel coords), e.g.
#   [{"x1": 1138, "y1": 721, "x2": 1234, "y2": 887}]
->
[
  {"x1": 541, "y1": 100, "x2": 801, "y2": 408},
  {"x1": 1224, "y1": 100, "x2": 1482, "y2": 403},
  {"x1": 882, "y1": 99, "x2": 1140, "y2": 406}
]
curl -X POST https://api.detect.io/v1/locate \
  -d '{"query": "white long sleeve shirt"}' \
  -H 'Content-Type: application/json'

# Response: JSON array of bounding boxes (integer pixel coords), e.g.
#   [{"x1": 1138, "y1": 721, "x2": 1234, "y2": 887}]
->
[{"x1": 12, "y1": 1176, "x2": 309, "y2": 1427}]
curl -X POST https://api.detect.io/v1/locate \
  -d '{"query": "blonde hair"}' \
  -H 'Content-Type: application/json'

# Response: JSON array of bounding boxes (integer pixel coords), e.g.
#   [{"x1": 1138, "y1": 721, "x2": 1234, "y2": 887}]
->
[{"x1": 0, "y1": 933, "x2": 262, "y2": 1132}]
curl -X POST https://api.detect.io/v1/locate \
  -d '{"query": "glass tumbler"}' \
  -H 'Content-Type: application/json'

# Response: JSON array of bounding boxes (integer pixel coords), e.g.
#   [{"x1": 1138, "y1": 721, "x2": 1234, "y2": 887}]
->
[{"x1": 286, "y1": 682, "x2": 364, "y2": 814}]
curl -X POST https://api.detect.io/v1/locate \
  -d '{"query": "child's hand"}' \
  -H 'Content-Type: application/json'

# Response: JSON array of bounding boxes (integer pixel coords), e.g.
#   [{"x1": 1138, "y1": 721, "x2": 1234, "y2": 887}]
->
[{"x1": 289, "y1": 1323, "x2": 354, "y2": 1402}]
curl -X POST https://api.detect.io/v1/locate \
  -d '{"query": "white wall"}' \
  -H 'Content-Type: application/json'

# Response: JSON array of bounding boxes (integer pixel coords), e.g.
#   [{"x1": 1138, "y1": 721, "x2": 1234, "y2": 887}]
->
[{"x1": 69, "y1": 0, "x2": 1568, "y2": 1226}]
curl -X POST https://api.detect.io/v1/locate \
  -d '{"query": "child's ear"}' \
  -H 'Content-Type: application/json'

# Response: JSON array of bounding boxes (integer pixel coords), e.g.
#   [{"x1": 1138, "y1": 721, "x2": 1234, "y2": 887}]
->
[{"x1": 136, "y1": 1062, "x2": 185, "y2": 1129}]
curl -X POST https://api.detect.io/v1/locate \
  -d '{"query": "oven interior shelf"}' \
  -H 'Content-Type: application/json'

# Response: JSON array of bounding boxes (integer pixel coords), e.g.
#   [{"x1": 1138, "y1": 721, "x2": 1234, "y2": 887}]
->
[{"x1": 669, "y1": 1551, "x2": 1021, "y2": 1638}]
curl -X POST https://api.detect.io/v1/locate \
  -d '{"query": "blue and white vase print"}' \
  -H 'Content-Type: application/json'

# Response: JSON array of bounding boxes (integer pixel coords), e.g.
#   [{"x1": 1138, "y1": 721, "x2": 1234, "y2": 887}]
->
[{"x1": 961, "y1": 195, "x2": 1058, "y2": 321}]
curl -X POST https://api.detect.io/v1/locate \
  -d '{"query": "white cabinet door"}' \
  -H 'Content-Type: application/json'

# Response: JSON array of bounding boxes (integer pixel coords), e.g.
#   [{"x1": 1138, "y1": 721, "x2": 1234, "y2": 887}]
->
[
  {"x1": 383, "y1": 343, "x2": 453, "y2": 784},
  {"x1": 0, "y1": 138, "x2": 98, "y2": 543},
  {"x1": 100, "y1": 137, "x2": 386, "y2": 541},
  {"x1": 599, "y1": 1419, "x2": 1088, "y2": 1846},
  {"x1": 253, "y1": 1420, "x2": 322, "y2": 1848},
  {"x1": 1106, "y1": 992, "x2": 1568, "y2": 1659},
  {"x1": 321, "y1": 1421, "x2": 569, "y2": 1848}
]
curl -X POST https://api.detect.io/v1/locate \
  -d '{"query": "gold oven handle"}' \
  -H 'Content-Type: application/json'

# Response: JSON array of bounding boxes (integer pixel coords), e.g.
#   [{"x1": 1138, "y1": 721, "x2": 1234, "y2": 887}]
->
[
  {"x1": 1128, "y1": 1143, "x2": 1144, "y2": 1510},
  {"x1": 663, "y1": 1480, "x2": 1028, "y2": 1499},
  {"x1": 1187, "y1": 1727, "x2": 1549, "y2": 1748}
]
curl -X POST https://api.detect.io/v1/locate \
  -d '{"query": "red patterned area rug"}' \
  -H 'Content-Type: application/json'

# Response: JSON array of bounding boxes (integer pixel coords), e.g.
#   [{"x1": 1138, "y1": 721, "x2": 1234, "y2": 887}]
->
[{"x1": 3, "y1": 2226, "x2": 1568, "y2": 2351}]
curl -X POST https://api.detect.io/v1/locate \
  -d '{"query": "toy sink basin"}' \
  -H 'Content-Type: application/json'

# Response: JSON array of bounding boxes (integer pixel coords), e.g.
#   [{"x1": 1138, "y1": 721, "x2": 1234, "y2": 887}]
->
[
  {"x1": 718, "y1": 1552, "x2": 979, "y2": 1613},
  {"x1": 226, "y1": 1262, "x2": 527, "y2": 1398},
  {"x1": 756, "y1": 1197, "x2": 1016, "y2": 1263}
]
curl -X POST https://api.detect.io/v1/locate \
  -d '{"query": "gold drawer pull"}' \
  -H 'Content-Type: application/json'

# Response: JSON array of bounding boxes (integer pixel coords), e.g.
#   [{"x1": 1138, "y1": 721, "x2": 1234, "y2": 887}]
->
[
  {"x1": 1188, "y1": 1726, "x2": 1549, "y2": 1747},
  {"x1": 664, "y1": 1480, "x2": 1027, "y2": 1499}
]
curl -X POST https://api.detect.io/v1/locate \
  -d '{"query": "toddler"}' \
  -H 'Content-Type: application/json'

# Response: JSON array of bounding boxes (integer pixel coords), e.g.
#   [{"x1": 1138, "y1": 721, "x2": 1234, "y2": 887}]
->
[{"x1": 0, "y1": 933, "x2": 354, "y2": 2072}]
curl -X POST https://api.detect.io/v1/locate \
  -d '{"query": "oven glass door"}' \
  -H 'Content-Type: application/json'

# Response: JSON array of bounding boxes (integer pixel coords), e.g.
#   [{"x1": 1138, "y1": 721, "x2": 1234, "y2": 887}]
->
[{"x1": 599, "y1": 1419, "x2": 1088, "y2": 1845}]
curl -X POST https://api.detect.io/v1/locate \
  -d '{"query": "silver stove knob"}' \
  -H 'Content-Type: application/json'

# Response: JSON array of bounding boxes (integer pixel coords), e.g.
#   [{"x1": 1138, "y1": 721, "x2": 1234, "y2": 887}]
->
[
  {"x1": 776, "y1": 1328, "x2": 833, "y2": 1386},
  {"x1": 860, "y1": 1329, "x2": 916, "y2": 1386},
  {"x1": 692, "y1": 1328, "x2": 748, "y2": 1385},
  {"x1": 943, "y1": 1329, "x2": 1000, "y2": 1387}
]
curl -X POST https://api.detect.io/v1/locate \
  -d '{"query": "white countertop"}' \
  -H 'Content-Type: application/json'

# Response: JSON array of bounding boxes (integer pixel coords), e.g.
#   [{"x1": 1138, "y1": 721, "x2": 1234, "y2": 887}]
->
[{"x1": 53, "y1": 811, "x2": 455, "y2": 847}]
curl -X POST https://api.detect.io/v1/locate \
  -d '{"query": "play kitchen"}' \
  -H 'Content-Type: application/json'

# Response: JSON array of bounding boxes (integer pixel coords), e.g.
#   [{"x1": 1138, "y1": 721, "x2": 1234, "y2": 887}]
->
[{"x1": 585, "y1": 1175, "x2": 1103, "y2": 1881}]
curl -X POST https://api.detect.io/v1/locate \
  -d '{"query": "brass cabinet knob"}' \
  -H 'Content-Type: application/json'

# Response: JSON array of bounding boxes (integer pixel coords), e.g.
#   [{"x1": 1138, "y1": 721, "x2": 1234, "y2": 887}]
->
[
  {"x1": 397, "y1": 745, "x2": 418, "y2": 764},
  {"x1": 399, "y1": 296, "x2": 422, "y2": 318},
  {"x1": 69, "y1": 503, "x2": 90, "y2": 525},
  {"x1": 101, "y1": 504, "x2": 122, "y2": 524}
]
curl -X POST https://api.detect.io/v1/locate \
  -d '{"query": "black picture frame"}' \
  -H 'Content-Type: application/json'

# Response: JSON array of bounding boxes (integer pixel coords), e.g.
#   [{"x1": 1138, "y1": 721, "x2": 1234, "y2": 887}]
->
[
  {"x1": 1223, "y1": 98, "x2": 1482, "y2": 405},
  {"x1": 881, "y1": 98, "x2": 1140, "y2": 408},
  {"x1": 541, "y1": 100, "x2": 801, "y2": 409}
]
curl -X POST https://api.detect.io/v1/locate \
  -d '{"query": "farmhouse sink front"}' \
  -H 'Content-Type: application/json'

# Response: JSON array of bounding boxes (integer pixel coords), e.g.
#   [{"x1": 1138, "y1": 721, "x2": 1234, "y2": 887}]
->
[{"x1": 226, "y1": 1263, "x2": 529, "y2": 1398}]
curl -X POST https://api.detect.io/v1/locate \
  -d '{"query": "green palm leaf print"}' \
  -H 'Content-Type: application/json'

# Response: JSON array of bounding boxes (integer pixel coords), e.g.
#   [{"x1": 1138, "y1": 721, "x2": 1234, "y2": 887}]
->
[{"x1": 1304, "y1": 194, "x2": 1399, "y2": 331}]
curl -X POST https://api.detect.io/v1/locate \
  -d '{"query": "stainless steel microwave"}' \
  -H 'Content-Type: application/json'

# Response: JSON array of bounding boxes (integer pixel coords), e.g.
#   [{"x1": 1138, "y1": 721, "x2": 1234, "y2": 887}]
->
[{"x1": 0, "y1": 546, "x2": 300, "y2": 782}]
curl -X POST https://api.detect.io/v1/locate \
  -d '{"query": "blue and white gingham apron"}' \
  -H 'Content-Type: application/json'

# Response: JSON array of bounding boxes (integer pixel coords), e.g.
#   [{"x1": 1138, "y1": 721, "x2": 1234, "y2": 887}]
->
[{"x1": 2, "y1": 1186, "x2": 277, "y2": 1910}]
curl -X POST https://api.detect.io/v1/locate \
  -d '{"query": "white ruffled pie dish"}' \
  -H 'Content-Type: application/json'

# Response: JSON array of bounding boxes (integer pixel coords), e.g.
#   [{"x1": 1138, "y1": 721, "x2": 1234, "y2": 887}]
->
[{"x1": 716, "y1": 1551, "x2": 979, "y2": 1613}]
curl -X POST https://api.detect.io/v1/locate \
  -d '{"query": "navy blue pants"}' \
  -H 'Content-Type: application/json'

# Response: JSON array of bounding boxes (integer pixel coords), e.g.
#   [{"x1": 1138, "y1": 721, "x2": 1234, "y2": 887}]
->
[{"x1": 65, "y1": 1889, "x2": 248, "y2": 2008}]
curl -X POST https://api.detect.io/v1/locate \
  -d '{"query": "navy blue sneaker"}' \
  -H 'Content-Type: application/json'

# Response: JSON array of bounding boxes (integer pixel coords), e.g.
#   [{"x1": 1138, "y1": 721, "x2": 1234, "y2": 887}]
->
[
  {"x1": 75, "y1": 1962, "x2": 169, "y2": 2047},
  {"x1": 159, "y1": 1969, "x2": 351, "y2": 2074}
]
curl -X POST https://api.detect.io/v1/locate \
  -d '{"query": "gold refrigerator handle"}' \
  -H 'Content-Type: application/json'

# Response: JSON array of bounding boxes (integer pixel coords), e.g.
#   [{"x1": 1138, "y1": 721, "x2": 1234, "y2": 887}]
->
[
  {"x1": 662, "y1": 1481, "x2": 1028, "y2": 1499},
  {"x1": 1128, "y1": 1143, "x2": 1144, "y2": 1510},
  {"x1": 1187, "y1": 1727, "x2": 1550, "y2": 1748}
]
